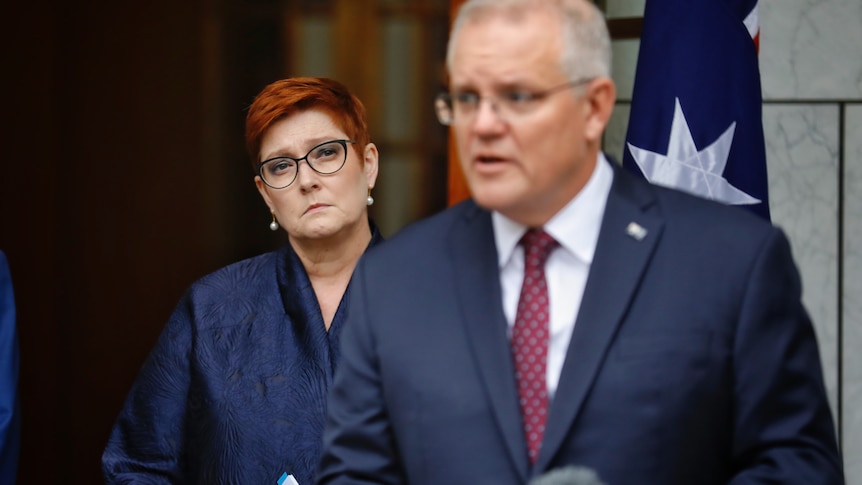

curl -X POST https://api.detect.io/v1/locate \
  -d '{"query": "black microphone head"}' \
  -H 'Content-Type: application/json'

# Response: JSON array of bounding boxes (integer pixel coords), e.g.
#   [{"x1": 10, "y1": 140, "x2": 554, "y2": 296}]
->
[{"x1": 528, "y1": 465, "x2": 606, "y2": 485}]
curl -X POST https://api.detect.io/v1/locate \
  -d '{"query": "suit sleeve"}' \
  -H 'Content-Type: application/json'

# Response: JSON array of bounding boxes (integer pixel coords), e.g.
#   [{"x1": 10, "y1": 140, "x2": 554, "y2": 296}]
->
[
  {"x1": 729, "y1": 228, "x2": 844, "y2": 484},
  {"x1": 318, "y1": 260, "x2": 406, "y2": 485},
  {"x1": 102, "y1": 295, "x2": 194, "y2": 484},
  {"x1": 0, "y1": 251, "x2": 20, "y2": 485}
]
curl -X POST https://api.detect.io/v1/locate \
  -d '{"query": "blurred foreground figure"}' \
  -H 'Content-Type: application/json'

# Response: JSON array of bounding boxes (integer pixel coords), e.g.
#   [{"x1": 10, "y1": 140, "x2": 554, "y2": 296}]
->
[
  {"x1": 0, "y1": 251, "x2": 20, "y2": 485},
  {"x1": 318, "y1": 0, "x2": 843, "y2": 483}
]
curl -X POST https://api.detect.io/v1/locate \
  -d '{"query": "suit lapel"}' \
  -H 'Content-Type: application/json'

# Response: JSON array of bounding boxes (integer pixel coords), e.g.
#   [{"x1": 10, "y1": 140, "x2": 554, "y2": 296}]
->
[
  {"x1": 449, "y1": 204, "x2": 530, "y2": 480},
  {"x1": 536, "y1": 167, "x2": 664, "y2": 471}
]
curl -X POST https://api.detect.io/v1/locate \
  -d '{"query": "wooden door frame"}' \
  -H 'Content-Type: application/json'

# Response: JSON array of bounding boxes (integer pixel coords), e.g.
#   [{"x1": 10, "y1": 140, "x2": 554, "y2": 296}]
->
[{"x1": 446, "y1": 0, "x2": 470, "y2": 206}]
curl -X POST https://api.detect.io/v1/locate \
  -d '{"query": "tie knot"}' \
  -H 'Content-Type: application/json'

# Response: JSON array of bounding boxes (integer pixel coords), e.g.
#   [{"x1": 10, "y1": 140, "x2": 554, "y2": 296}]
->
[{"x1": 520, "y1": 228, "x2": 558, "y2": 268}]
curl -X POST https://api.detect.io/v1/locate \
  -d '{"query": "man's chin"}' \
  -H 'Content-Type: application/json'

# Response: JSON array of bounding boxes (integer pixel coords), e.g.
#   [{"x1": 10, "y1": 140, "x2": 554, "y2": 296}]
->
[{"x1": 470, "y1": 187, "x2": 520, "y2": 213}]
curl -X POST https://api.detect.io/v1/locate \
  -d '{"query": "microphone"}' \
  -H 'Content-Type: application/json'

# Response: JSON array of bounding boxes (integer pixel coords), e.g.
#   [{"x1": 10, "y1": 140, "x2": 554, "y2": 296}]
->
[{"x1": 529, "y1": 466, "x2": 606, "y2": 485}]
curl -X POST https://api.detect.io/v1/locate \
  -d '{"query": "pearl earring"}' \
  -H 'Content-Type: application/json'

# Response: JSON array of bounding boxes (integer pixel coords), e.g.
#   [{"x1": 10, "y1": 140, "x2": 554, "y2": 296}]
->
[
  {"x1": 269, "y1": 211, "x2": 279, "y2": 231},
  {"x1": 366, "y1": 188, "x2": 374, "y2": 206}
]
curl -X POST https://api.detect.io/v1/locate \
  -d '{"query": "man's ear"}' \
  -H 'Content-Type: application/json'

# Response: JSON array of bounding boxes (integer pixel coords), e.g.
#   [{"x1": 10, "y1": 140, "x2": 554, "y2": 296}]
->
[{"x1": 583, "y1": 77, "x2": 616, "y2": 143}]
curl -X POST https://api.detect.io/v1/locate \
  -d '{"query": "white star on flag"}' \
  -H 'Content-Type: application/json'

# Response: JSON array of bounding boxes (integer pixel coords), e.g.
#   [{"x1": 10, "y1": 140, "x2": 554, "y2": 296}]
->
[{"x1": 626, "y1": 98, "x2": 761, "y2": 205}]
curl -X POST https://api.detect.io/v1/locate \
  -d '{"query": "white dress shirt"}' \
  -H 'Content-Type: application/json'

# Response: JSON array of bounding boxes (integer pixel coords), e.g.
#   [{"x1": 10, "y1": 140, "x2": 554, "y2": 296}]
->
[{"x1": 493, "y1": 154, "x2": 613, "y2": 398}]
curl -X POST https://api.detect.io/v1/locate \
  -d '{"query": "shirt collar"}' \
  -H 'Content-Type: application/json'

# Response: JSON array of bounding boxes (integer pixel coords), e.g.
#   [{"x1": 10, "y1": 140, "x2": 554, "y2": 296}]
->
[{"x1": 493, "y1": 153, "x2": 614, "y2": 267}]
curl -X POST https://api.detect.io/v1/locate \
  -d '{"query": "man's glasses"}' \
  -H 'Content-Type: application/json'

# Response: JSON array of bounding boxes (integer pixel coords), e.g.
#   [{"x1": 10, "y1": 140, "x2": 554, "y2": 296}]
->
[
  {"x1": 257, "y1": 139, "x2": 355, "y2": 189},
  {"x1": 434, "y1": 78, "x2": 594, "y2": 126}
]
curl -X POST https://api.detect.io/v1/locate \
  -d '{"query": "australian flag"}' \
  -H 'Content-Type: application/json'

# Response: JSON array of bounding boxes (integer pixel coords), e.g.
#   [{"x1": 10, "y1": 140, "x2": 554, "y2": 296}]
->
[{"x1": 622, "y1": 0, "x2": 770, "y2": 221}]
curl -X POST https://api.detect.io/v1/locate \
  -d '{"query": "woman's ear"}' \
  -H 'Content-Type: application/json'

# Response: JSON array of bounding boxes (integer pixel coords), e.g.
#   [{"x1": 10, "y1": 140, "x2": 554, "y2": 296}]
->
[
  {"x1": 254, "y1": 176, "x2": 275, "y2": 210},
  {"x1": 363, "y1": 143, "x2": 380, "y2": 189}
]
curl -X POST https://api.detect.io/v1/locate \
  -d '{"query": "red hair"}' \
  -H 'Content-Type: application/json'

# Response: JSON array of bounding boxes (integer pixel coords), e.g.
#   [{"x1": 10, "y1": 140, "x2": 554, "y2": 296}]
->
[{"x1": 245, "y1": 77, "x2": 370, "y2": 168}]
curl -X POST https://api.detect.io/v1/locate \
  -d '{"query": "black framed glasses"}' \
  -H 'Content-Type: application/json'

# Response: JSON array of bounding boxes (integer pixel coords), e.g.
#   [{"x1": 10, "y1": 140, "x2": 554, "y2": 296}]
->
[
  {"x1": 434, "y1": 78, "x2": 594, "y2": 126},
  {"x1": 257, "y1": 139, "x2": 355, "y2": 189}
]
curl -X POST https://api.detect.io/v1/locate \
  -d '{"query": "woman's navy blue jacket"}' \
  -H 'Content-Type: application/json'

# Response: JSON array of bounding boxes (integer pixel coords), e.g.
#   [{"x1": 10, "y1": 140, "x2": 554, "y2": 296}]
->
[{"x1": 103, "y1": 223, "x2": 383, "y2": 484}]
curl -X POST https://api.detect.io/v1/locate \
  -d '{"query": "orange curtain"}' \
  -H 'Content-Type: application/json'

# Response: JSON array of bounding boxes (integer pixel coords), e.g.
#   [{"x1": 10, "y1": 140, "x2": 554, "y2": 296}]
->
[{"x1": 447, "y1": 0, "x2": 471, "y2": 206}]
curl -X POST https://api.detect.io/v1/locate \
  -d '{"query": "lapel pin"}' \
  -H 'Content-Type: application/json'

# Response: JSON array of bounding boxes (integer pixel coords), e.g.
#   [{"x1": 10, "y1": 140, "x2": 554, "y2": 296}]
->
[{"x1": 626, "y1": 222, "x2": 648, "y2": 241}]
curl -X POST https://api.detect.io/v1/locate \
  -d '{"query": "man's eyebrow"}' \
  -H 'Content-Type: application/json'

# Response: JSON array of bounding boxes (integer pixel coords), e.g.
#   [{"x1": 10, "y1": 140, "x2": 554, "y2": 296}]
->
[
  {"x1": 448, "y1": 83, "x2": 476, "y2": 93},
  {"x1": 450, "y1": 81, "x2": 533, "y2": 93}
]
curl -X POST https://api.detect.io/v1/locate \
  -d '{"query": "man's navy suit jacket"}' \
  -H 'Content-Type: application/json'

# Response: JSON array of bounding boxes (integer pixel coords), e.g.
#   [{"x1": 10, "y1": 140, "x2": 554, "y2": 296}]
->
[{"x1": 319, "y1": 162, "x2": 843, "y2": 484}]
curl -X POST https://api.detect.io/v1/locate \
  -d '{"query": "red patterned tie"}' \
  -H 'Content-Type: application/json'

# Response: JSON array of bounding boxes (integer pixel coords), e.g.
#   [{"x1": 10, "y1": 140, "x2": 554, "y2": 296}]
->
[{"x1": 512, "y1": 228, "x2": 558, "y2": 464}]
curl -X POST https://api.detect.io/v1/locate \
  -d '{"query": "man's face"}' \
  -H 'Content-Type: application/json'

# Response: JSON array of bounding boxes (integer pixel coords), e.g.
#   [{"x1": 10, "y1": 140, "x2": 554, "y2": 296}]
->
[{"x1": 449, "y1": 8, "x2": 599, "y2": 226}]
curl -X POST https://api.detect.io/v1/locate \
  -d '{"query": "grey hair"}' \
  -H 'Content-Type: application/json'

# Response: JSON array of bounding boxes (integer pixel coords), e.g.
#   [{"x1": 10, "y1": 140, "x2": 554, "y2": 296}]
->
[{"x1": 446, "y1": 0, "x2": 612, "y2": 82}]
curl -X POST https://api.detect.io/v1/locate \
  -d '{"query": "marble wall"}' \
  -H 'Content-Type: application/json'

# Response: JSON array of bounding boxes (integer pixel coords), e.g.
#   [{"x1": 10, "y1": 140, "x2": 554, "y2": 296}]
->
[
  {"x1": 604, "y1": 1, "x2": 862, "y2": 482},
  {"x1": 843, "y1": 102, "x2": 862, "y2": 482},
  {"x1": 762, "y1": 1, "x2": 861, "y2": 482},
  {"x1": 764, "y1": 103, "x2": 840, "y2": 417}
]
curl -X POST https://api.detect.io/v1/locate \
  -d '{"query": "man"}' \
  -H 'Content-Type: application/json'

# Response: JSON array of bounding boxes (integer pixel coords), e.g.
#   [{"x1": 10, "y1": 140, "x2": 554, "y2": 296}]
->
[{"x1": 318, "y1": 0, "x2": 843, "y2": 483}]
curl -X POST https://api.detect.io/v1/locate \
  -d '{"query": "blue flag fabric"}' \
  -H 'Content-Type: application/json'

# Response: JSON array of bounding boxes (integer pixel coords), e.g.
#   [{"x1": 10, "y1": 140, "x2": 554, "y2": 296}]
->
[
  {"x1": 0, "y1": 250, "x2": 20, "y2": 485},
  {"x1": 622, "y1": 0, "x2": 770, "y2": 221}
]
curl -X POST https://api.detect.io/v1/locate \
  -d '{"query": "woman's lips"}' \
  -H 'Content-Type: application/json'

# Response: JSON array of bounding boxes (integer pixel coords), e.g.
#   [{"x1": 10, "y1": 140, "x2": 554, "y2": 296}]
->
[{"x1": 304, "y1": 203, "x2": 328, "y2": 215}]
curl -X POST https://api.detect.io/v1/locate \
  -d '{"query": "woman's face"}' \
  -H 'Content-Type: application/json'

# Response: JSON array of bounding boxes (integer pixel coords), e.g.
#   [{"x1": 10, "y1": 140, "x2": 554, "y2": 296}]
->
[{"x1": 255, "y1": 109, "x2": 378, "y2": 244}]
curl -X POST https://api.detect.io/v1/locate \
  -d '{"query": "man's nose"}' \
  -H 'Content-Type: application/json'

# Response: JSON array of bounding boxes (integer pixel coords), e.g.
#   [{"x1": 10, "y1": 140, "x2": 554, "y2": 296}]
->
[{"x1": 472, "y1": 97, "x2": 507, "y2": 131}]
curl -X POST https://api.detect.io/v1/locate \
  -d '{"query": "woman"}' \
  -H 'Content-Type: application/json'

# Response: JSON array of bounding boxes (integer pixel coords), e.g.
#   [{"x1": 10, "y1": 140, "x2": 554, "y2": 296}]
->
[{"x1": 102, "y1": 77, "x2": 381, "y2": 484}]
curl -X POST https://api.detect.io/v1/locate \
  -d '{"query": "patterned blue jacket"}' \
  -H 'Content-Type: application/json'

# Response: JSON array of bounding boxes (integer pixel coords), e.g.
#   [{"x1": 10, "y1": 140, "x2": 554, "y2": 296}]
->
[{"x1": 103, "y1": 224, "x2": 382, "y2": 484}]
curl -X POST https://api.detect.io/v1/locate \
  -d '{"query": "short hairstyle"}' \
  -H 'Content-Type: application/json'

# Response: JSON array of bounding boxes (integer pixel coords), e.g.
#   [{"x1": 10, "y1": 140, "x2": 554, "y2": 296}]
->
[
  {"x1": 447, "y1": 0, "x2": 611, "y2": 82},
  {"x1": 245, "y1": 77, "x2": 371, "y2": 168}
]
